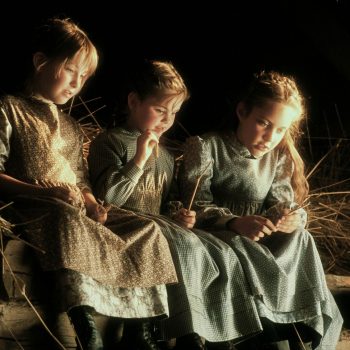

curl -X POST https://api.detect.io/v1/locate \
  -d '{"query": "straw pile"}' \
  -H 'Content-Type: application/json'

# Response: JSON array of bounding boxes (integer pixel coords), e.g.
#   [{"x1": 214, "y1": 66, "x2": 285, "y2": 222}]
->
[{"x1": 305, "y1": 139, "x2": 350, "y2": 275}]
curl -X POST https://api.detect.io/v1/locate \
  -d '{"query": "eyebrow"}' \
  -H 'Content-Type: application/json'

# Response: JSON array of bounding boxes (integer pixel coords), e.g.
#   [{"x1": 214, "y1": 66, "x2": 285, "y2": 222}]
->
[
  {"x1": 257, "y1": 116, "x2": 288, "y2": 130},
  {"x1": 155, "y1": 104, "x2": 180, "y2": 113}
]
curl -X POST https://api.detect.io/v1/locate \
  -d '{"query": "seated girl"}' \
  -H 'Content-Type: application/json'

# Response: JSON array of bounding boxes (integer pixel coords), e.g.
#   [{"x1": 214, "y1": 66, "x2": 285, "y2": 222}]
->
[
  {"x1": 180, "y1": 71, "x2": 343, "y2": 350},
  {"x1": 0, "y1": 18, "x2": 177, "y2": 350}
]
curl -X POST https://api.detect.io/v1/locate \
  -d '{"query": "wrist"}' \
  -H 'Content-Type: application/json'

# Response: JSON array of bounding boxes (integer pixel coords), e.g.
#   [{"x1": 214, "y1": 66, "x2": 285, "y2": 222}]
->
[
  {"x1": 133, "y1": 155, "x2": 146, "y2": 169},
  {"x1": 226, "y1": 217, "x2": 238, "y2": 231}
]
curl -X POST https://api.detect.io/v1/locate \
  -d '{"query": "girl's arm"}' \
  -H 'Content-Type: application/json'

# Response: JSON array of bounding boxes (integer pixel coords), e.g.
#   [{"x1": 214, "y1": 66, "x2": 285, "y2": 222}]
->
[
  {"x1": 88, "y1": 131, "x2": 144, "y2": 207},
  {"x1": 0, "y1": 108, "x2": 76, "y2": 203},
  {"x1": 180, "y1": 136, "x2": 277, "y2": 240}
]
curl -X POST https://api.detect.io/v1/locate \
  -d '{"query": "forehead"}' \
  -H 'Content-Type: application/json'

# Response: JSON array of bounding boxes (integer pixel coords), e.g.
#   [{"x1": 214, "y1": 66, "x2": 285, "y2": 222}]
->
[
  {"x1": 250, "y1": 100, "x2": 300, "y2": 128},
  {"x1": 143, "y1": 92, "x2": 184, "y2": 110},
  {"x1": 65, "y1": 50, "x2": 89, "y2": 69}
]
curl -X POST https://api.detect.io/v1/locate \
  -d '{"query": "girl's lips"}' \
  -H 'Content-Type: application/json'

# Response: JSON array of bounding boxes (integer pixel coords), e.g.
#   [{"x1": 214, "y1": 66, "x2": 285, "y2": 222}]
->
[{"x1": 255, "y1": 144, "x2": 270, "y2": 151}]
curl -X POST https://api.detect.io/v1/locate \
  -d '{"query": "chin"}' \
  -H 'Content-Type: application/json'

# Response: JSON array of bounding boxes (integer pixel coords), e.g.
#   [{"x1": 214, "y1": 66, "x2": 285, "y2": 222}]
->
[{"x1": 251, "y1": 150, "x2": 266, "y2": 158}]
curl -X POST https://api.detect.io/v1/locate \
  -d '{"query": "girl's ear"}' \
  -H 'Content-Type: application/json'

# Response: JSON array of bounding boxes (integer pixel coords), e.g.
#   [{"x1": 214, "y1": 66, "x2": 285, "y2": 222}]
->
[
  {"x1": 127, "y1": 92, "x2": 140, "y2": 111},
  {"x1": 33, "y1": 52, "x2": 48, "y2": 72},
  {"x1": 236, "y1": 101, "x2": 247, "y2": 121}
]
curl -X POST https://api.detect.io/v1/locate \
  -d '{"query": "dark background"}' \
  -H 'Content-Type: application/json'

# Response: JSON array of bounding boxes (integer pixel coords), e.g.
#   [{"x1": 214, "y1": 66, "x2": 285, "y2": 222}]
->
[{"x1": 1, "y1": 0, "x2": 350, "y2": 147}]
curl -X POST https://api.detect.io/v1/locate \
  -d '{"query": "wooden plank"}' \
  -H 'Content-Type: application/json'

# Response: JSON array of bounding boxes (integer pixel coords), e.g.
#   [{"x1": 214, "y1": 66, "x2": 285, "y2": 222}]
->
[
  {"x1": 0, "y1": 302, "x2": 76, "y2": 348},
  {"x1": 4, "y1": 240, "x2": 39, "y2": 274},
  {"x1": 326, "y1": 274, "x2": 350, "y2": 293},
  {"x1": 337, "y1": 330, "x2": 350, "y2": 350},
  {"x1": 0, "y1": 301, "x2": 124, "y2": 348},
  {"x1": 3, "y1": 240, "x2": 46, "y2": 301}
]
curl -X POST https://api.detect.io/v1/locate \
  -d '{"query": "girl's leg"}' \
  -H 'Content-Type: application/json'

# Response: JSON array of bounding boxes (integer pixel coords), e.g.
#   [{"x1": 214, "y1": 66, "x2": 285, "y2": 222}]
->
[
  {"x1": 67, "y1": 305, "x2": 103, "y2": 350},
  {"x1": 120, "y1": 318, "x2": 161, "y2": 350}
]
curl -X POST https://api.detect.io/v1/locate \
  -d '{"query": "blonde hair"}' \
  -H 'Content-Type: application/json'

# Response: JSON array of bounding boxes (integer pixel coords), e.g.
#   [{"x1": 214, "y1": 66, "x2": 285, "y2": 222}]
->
[
  {"x1": 241, "y1": 71, "x2": 309, "y2": 203},
  {"x1": 30, "y1": 17, "x2": 98, "y2": 80},
  {"x1": 131, "y1": 60, "x2": 189, "y2": 100}
]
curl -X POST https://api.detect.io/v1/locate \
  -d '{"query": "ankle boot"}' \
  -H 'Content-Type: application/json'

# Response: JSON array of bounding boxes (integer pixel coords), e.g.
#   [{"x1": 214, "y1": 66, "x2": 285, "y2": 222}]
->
[
  {"x1": 207, "y1": 340, "x2": 236, "y2": 349},
  {"x1": 175, "y1": 333, "x2": 206, "y2": 349},
  {"x1": 67, "y1": 306, "x2": 103, "y2": 350},
  {"x1": 121, "y1": 321, "x2": 160, "y2": 350}
]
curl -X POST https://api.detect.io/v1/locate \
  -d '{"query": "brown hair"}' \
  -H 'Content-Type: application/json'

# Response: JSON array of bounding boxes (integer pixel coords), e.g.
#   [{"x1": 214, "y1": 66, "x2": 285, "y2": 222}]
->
[
  {"x1": 112, "y1": 59, "x2": 189, "y2": 125},
  {"x1": 239, "y1": 71, "x2": 308, "y2": 203},
  {"x1": 30, "y1": 17, "x2": 98, "y2": 81}
]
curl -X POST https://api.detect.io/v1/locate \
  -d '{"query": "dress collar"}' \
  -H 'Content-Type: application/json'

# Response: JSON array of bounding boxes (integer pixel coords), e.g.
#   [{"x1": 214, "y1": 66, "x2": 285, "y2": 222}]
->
[{"x1": 225, "y1": 130, "x2": 258, "y2": 159}]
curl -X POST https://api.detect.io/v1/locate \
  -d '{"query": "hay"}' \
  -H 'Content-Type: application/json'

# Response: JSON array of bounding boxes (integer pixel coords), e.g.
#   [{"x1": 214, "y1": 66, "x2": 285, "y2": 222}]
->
[{"x1": 306, "y1": 139, "x2": 350, "y2": 275}]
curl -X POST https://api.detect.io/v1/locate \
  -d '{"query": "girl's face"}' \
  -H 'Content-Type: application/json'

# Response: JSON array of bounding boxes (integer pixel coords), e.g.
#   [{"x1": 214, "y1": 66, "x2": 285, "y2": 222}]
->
[
  {"x1": 33, "y1": 52, "x2": 89, "y2": 105},
  {"x1": 236, "y1": 100, "x2": 300, "y2": 157},
  {"x1": 128, "y1": 92, "x2": 184, "y2": 137}
]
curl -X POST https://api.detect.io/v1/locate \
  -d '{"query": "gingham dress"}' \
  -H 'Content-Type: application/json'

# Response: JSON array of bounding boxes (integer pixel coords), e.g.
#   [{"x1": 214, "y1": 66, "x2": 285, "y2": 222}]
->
[
  {"x1": 88, "y1": 127, "x2": 265, "y2": 342},
  {"x1": 179, "y1": 131, "x2": 343, "y2": 349}
]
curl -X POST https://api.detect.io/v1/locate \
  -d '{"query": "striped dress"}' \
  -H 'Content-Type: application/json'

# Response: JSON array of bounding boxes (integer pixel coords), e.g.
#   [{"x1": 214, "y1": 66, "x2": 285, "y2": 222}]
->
[{"x1": 179, "y1": 131, "x2": 343, "y2": 349}]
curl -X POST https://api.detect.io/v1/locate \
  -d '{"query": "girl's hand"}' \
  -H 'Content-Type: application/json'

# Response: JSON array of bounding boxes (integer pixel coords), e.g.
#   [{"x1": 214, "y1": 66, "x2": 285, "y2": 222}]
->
[
  {"x1": 133, "y1": 130, "x2": 159, "y2": 169},
  {"x1": 228, "y1": 215, "x2": 279, "y2": 241},
  {"x1": 276, "y1": 209, "x2": 301, "y2": 233},
  {"x1": 174, "y1": 208, "x2": 196, "y2": 229},
  {"x1": 86, "y1": 202, "x2": 108, "y2": 225},
  {"x1": 40, "y1": 186, "x2": 78, "y2": 205}
]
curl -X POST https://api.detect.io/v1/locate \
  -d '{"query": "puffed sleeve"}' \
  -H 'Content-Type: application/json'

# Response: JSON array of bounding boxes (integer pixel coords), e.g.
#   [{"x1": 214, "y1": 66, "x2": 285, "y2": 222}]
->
[
  {"x1": 0, "y1": 100, "x2": 12, "y2": 173},
  {"x1": 179, "y1": 136, "x2": 237, "y2": 230},
  {"x1": 88, "y1": 131, "x2": 144, "y2": 206},
  {"x1": 264, "y1": 151, "x2": 307, "y2": 229}
]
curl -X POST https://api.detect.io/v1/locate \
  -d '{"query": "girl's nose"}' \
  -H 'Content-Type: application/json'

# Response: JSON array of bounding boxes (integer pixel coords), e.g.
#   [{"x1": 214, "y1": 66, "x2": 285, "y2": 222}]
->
[
  {"x1": 263, "y1": 129, "x2": 274, "y2": 142},
  {"x1": 70, "y1": 73, "x2": 82, "y2": 89}
]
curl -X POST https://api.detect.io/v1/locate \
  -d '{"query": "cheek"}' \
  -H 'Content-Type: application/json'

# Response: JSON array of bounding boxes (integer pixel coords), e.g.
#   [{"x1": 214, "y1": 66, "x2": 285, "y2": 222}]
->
[
  {"x1": 247, "y1": 123, "x2": 263, "y2": 141},
  {"x1": 137, "y1": 108, "x2": 159, "y2": 125}
]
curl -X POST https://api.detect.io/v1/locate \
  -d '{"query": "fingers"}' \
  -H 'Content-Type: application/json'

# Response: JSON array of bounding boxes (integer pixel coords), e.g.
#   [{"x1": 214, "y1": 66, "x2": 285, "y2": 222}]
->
[
  {"x1": 175, "y1": 209, "x2": 196, "y2": 229},
  {"x1": 178, "y1": 208, "x2": 196, "y2": 217},
  {"x1": 144, "y1": 130, "x2": 159, "y2": 147},
  {"x1": 277, "y1": 213, "x2": 300, "y2": 233},
  {"x1": 257, "y1": 217, "x2": 277, "y2": 232}
]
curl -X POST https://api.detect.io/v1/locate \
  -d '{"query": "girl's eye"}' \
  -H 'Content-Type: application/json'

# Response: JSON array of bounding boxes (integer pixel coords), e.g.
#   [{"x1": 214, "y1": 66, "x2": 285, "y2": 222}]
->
[
  {"x1": 257, "y1": 119, "x2": 269, "y2": 127},
  {"x1": 155, "y1": 108, "x2": 166, "y2": 114},
  {"x1": 65, "y1": 67, "x2": 75, "y2": 73},
  {"x1": 276, "y1": 128, "x2": 286, "y2": 134}
]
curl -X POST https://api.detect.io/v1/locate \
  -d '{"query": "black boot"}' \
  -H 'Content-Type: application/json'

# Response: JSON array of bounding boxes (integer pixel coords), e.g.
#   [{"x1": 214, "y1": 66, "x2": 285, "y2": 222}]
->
[
  {"x1": 67, "y1": 306, "x2": 103, "y2": 350},
  {"x1": 121, "y1": 321, "x2": 160, "y2": 350},
  {"x1": 175, "y1": 333, "x2": 206, "y2": 349},
  {"x1": 207, "y1": 340, "x2": 236, "y2": 350}
]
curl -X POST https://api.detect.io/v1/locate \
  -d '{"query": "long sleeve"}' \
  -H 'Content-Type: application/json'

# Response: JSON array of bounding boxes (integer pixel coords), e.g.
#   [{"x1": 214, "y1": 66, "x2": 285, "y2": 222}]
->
[
  {"x1": 179, "y1": 136, "x2": 237, "y2": 230},
  {"x1": 88, "y1": 131, "x2": 144, "y2": 206},
  {"x1": 264, "y1": 151, "x2": 307, "y2": 229},
  {"x1": 0, "y1": 100, "x2": 12, "y2": 173}
]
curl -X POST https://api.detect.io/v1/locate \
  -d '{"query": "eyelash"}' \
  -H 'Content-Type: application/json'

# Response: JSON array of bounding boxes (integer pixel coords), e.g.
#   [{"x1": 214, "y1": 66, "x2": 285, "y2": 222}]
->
[{"x1": 258, "y1": 119, "x2": 269, "y2": 127}]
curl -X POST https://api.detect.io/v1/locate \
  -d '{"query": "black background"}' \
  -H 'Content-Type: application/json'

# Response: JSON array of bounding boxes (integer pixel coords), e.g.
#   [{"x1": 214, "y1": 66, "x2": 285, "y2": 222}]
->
[{"x1": 1, "y1": 0, "x2": 350, "y2": 143}]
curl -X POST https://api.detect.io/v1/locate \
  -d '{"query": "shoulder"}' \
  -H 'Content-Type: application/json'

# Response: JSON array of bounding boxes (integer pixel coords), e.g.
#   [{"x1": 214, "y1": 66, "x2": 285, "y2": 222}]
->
[
  {"x1": 90, "y1": 127, "x2": 127, "y2": 152},
  {"x1": 185, "y1": 132, "x2": 226, "y2": 153},
  {"x1": 0, "y1": 94, "x2": 25, "y2": 110}
]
